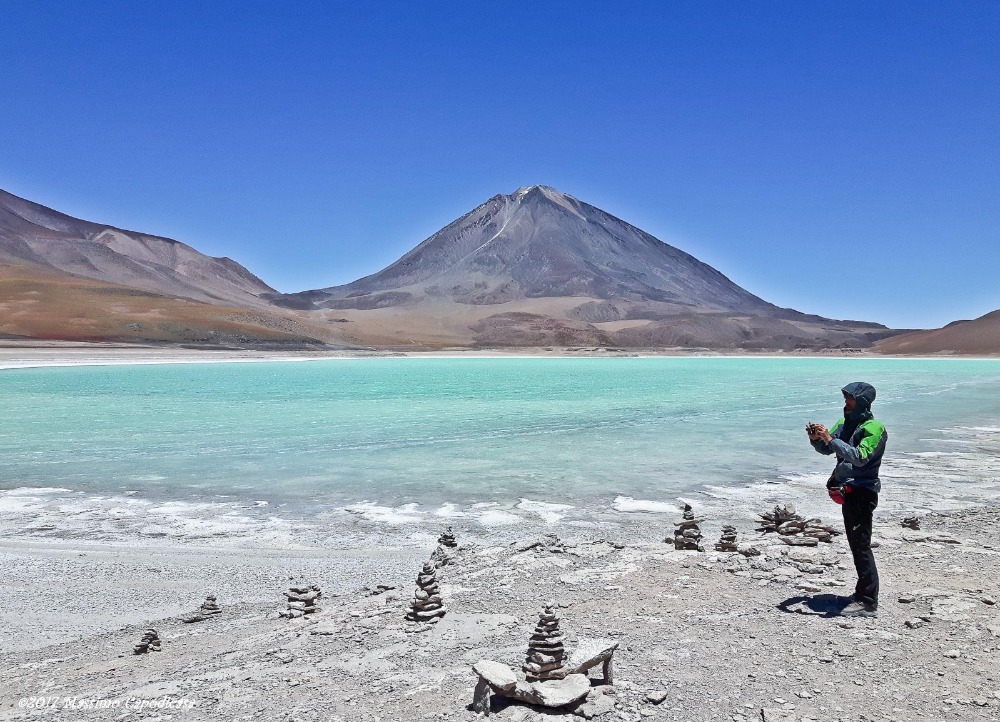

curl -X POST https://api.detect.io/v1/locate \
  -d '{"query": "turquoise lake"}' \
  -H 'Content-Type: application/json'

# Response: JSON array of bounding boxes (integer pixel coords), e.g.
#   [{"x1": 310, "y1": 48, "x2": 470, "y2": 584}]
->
[{"x1": 2, "y1": 357, "x2": 999, "y2": 545}]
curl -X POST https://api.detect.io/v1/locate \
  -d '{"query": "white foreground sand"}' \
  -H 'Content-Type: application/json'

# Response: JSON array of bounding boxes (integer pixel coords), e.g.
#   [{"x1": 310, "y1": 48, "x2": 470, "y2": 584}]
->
[{"x1": 1, "y1": 508, "x2": 999, "y2": 722}]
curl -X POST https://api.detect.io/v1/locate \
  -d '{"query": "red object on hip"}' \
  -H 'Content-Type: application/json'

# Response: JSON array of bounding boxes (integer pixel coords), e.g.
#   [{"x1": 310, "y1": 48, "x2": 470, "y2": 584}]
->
[{"x1": 828, "y1": 488, "x2": 845, "y2": 504}]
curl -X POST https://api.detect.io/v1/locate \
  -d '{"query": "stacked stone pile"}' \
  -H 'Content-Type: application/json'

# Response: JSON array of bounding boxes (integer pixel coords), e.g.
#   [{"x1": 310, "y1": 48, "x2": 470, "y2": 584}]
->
[
  {"x1": 279, "y1": 585, "x2": 322, "y2": 619},
  {"x1": 715, "y1": 524, "x2": 738, "y2": 552},
  {"x1": 515, "y1": 533, "x2": 572, "y2": 554},
  {"x1": 406, "y1": 561, "x2": 446, "y2": 623},
  {"x1": 438, "y1": 526, "x2": 458, "y2": 548},
  {"x1": 431, "y1": 526, "x2": 460, "y2": 568},
  {"x1": 430, "y1": 544, "x2": 451, "y2": 568},
  {"x1": 902, "y1": 516, "x2": 921, "y2": 530},
  {"x1": 756, "y1": 503, "x2": 800, "y2": 533},
  {"x1": 199, "y1": 594, "x2": 221, "y2": 615},
  {"x1": 133, "y1": 629, "x2": 161, "y2": 654},
  {"x1": 756, "y1": 504, "x2": 839, "y2": 545},
  {"x1": 522, "y1": 603, "x2": 569, "y2": 682},
  {"x1": 672, "y1": 503, "x2": 705, "y2": 551},
  {"x1": 183, "y1": 594, "x2": 223, "y2": 623}
]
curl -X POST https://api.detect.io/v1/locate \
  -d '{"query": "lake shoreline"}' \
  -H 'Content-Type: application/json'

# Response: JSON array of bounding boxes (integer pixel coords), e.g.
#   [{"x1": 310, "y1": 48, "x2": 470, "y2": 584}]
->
[{"x1": 3, "y1": 339, "x2": 999, "y2": 371}]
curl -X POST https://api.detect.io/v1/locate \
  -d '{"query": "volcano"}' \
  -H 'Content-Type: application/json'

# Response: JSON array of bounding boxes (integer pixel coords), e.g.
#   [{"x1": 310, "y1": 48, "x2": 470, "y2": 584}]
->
[{"x1": 279, "y1": 186, "x2": 892, "y2": 350}]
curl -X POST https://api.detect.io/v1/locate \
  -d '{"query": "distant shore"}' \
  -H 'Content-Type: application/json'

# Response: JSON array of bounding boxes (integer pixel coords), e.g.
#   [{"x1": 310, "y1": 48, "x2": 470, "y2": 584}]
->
[{"x1": 2, "y1": 339, "x2": 997, "y2": 371}]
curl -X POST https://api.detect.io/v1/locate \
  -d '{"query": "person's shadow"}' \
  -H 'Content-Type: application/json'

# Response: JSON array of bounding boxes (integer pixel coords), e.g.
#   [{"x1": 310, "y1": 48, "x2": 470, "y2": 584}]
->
[{"x1": 777, "y1": 594, "x2": 852, "y2": 618}]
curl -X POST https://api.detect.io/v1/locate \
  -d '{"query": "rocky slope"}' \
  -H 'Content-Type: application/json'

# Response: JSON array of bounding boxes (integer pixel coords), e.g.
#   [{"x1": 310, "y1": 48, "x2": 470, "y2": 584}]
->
[
  {"x1": 0, "y1": 263, "x2": 340, "y2": 346},
  {"x1": 0, "y1": 188, "x2": 275, "y2": 307}
]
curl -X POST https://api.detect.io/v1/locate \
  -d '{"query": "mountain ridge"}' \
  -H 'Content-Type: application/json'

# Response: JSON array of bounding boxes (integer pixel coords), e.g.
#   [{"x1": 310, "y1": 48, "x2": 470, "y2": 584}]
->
[
  {"x1": 0, "y1": 188, "x2": 275, "y2": 307},
  {"x1": 0, "y1": 184, "x2": 917, "y2": 350}
]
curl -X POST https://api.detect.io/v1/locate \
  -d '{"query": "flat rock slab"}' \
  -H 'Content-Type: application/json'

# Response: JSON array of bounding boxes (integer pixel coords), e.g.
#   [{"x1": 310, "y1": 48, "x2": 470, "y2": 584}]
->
[
  {"x1": 473, "y1": 660, "x2": 517, "y2": 691},
  {"x1": 567, "y1": 637, "x2": 618, "y2": 673},
  {"x1": 513, "y1": 674, "x2": 592, "y2": 707}
]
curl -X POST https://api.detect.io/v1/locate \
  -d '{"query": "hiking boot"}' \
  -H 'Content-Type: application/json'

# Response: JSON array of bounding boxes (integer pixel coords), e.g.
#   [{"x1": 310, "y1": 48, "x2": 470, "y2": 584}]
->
[{"x1": 839, "y1": 600, "x2": 878, "y2": 617}]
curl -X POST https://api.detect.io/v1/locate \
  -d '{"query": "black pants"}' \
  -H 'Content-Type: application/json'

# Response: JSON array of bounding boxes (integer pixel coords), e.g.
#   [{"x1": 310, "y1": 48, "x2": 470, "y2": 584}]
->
[{"x1": 842, "y1": 486, "x2": 879, "y2": 607}]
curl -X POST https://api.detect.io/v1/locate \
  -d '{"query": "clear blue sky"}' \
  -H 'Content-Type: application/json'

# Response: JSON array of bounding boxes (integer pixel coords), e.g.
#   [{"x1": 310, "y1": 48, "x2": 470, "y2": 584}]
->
[{"x1": 2, "y1": 1, "x2": 998, "y2": 329}]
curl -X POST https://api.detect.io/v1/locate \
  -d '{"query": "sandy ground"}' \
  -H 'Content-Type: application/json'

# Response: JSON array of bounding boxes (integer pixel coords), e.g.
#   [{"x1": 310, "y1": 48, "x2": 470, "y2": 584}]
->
[{"x1": 1, "y1": 508, "x2": 999, "y2": 722}]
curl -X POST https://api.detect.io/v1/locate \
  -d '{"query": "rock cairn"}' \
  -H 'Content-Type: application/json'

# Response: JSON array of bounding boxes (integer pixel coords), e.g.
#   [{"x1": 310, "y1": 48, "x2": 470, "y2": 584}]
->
[
  {"x1": 672, "y1": 503, "x2": 705, "y2": 551},
  {"x1": 199, "y1": 594, "x2": 221, "y2": 616},
  {"x1": 902, "y1": 516, "x2": 921, "y2": 530},
  {"x1": 279, "y1": 584, "x2": 322, "y2": 619},
  {"x1": 715, "y1": 524, "x2": 738, "y2": 552},
  {"x1": 430, "y1": 544, "x2": 451, "y2": 568},
  {"x1": 430, "y1": 527, "x2": 458, "y2": 568},
  {"x1": 406, "y1": 561, "x2": 446, "y2": 623},
  {"x1": 521, "y1": 533, "x2": 572, "y2": 554},
  {"x1": 522, "y1": 603, "x2": 568, "y2": 682},
  {"x1": 755, "y1": 503, "x2": 839, "y2": 545},
  {"x1": 183, "y1": 594, "x2": 223, "y2": 623},
  {"x1": 133, "y1": 628, "x2": 161, "y2": 654},
  {"x1": 438, "y1": 526, "x2": 458, "y2": 548}
]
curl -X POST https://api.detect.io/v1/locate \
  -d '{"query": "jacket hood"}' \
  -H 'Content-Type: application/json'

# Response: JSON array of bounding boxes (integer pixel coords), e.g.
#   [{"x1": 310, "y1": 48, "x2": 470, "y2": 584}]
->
[{"x1": 842, "y1": 381, "x2": 877, "y2": 412}]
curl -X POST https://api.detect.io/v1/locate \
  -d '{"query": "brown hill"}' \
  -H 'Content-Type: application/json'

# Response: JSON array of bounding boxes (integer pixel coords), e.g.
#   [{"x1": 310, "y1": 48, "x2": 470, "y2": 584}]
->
[
  {"x1": 875, "y1": 310, "x2": 1000, "y2": 355},
  {"x1": 0, "y1": 264, "x2": 341, "y2": 346},
  {"x1": 0, "y1": 188, "x2": 275, "y2": 307}
]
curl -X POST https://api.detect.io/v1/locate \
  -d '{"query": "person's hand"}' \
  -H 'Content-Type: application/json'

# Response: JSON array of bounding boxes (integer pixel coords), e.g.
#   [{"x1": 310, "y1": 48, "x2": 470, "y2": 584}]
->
[
  {"x1": 814, "y1": 424, "x2": 832, "y2": 443},
  {"x1": 806, "y1": 422, "x2": 820, "y2": 440}
]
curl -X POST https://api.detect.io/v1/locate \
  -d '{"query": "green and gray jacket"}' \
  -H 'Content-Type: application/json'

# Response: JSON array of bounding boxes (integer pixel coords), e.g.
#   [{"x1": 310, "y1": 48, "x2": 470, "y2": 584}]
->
[{"x1": 811, "y1": 382, "x2": 887, "y2": 493}]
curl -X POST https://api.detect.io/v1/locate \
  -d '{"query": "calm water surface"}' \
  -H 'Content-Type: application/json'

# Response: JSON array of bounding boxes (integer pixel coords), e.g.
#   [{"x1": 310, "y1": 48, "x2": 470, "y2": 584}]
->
[{"x1": 2, "y1": 358, "x2": 998, "y2": 543}]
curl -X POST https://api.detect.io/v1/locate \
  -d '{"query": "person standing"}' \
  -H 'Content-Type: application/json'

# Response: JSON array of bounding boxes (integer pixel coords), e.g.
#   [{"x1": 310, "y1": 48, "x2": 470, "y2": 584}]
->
[{"x1": 806, "y1": 382, "x2": 887, "y2": 617}]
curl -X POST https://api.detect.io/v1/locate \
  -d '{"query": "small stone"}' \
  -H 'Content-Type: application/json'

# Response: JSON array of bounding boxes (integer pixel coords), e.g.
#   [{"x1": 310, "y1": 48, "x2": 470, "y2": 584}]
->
[
  {"x1": 898, "y1": 595, "x2": 916, "y2": 604},
  {"x1": 575, "y1": 694, "x2": 615, "y2": 719},
  {"x1": 943, "y1": 649, "x2": 961, "y2": 659},
  {"x1": 645, "y1": 690, "x2": 668, "y2": 704}
]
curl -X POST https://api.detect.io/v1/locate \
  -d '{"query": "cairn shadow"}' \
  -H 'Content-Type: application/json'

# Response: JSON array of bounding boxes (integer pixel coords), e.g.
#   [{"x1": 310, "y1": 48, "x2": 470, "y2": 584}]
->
[{"x1": 777, "y1": 594, "x2": 852, "y2": 618}]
